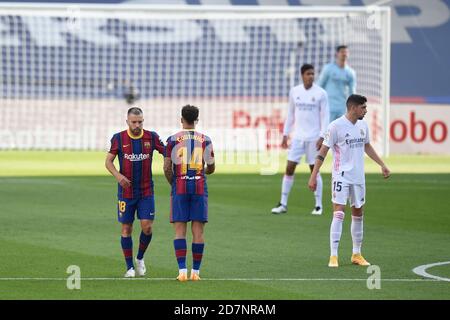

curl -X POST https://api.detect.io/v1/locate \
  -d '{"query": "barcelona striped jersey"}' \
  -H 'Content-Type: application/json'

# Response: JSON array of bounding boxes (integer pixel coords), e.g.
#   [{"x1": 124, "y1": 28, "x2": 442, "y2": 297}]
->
[
  {"x1": 109, "y1": 129, "x2": 165, "y2": 199},
  {"x1": 166, "y1": 130, "x2": 214, "y2": 196}
]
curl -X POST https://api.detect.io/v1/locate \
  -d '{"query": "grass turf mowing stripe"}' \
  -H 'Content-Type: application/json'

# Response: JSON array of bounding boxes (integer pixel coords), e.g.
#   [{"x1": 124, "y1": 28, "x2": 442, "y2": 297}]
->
[{"x1": 1, "y1": 152, "x2": 450, "y2": 176}]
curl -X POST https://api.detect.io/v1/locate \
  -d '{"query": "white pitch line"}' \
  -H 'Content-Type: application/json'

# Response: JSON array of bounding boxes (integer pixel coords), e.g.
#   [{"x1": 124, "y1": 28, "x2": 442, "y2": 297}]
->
[
  {"x1": 412, "y1": 261, "x2": 450, "y2": 282},
  {"x1": 0, "y1": 277, "x2": 442, "y2": 282}
]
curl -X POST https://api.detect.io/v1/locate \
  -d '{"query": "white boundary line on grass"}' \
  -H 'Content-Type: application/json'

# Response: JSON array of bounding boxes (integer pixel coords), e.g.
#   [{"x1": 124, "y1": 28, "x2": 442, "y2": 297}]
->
[
  {"x1": 412, "y1": 261, "x2": 450, "y2": 282},
  {"x1": 0, "y1": 277, "x2": 442, "y2": 282}
]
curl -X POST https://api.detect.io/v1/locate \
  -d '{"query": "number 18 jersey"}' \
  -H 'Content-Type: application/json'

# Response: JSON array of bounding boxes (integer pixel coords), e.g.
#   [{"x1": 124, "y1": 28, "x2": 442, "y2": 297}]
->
[{"x1": 166, "y1": 130, "x2": 214, "y2": 196}]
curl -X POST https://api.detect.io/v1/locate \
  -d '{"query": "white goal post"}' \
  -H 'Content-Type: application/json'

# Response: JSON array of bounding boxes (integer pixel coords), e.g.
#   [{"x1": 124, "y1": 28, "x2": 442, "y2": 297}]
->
[{"x1": 0, "y1": 4, "x2": 390, "y2": 156}]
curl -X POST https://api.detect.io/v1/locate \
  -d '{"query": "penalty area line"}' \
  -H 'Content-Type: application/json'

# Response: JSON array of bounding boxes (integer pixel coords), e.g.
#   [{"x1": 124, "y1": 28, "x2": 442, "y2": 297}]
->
[{"x1": 0, "y1": 277, "x2": 442, "y2": 282}]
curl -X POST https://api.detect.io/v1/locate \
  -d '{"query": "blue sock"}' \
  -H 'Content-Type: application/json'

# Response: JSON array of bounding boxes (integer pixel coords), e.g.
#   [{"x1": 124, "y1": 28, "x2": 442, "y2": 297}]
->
[
  {"x1": 137, "y1": 232, "x2": 152, "y2": 260},
  {"x1": 121, "y1": 236, "x2": 134, "y2": 270},
  {"x1": 192, "y1": 243, "x2": 205, "y2": 271},
  {"x1": 174, "y1": 239, "x2": 187, "y2": 270}
]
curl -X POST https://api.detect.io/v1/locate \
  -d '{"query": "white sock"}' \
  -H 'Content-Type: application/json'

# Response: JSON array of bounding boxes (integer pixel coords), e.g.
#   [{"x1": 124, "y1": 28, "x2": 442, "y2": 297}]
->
[
  {"x1": 179, "y1": 268, "x2": 187, "y2": 274},
  {"x1": 314, "y1": 172, "x2": 323, "y2": 208},
  {"x1": 330, "y1": 211, "x2": 345, "y2": 257},
  {"x1": 280, "y1": 175, "x2": 294, "y2": 207},
  {"x1": 351, "y1": 215, "x2": 364, "y2": 254},
  {"x1": 191, "y1": 269, "x2": 199, "y2": 275}
]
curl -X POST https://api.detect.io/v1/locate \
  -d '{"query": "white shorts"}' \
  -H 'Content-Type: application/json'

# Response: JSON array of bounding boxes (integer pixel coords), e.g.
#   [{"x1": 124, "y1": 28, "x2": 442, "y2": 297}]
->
[
  {"x1": 287, "y1": 139, "x2": 318, "y2": 165},
  {"x1": 331, "y1": 177, "x2": 366, "y2": 209}
]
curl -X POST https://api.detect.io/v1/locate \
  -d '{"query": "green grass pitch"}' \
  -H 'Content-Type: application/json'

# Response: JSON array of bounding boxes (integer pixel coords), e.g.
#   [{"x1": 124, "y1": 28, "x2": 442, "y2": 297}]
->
[{"x1": 0, "y1": 151, "x2": 449, "y2": 299}]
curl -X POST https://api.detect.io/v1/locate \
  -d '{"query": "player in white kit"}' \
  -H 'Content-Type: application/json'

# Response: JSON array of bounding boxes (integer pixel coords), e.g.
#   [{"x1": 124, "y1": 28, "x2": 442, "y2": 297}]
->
[
  {"x1": 308, "y1": 94, "x2": 390, "y2": 267},
  {"x1": 272, "y1": 64, "x2": 329, "y2": 215}
]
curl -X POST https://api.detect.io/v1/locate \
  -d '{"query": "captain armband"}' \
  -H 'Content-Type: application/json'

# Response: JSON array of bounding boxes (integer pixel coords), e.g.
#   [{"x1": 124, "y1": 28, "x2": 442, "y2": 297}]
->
[{"x1": 316, "y1": 155, "x2": 325, "y2": 162}]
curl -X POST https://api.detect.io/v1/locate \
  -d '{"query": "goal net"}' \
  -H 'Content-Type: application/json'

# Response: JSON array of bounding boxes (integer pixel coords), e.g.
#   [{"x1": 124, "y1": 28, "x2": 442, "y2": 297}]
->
[{"x1": 0, "y1": 4, "x2": 390, "y2": 155}]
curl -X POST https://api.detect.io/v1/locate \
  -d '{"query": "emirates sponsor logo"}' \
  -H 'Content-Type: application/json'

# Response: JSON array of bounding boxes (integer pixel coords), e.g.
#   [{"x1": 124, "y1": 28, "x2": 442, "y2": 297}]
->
[{"x1": 124, "y1": 153, "x2": 149, "y2": 161}]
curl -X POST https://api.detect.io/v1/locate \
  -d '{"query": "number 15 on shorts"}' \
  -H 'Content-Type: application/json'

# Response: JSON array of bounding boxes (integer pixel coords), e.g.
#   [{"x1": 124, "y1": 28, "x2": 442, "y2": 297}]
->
[
  {"x1": 333, "y1": 181, "x2": 343, "y2": 192},
  {"x1": 332, "y1": 180, "x2": 343, "y2": 202}
]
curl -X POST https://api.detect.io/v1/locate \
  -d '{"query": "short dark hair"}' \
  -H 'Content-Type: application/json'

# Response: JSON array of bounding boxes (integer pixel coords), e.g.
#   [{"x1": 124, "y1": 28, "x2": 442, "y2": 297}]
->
[
  {"x1": 127, "y1": 107, "x2": 143, "y2": 116},
  {"x1": 181, "y1": 105, "x2": 199, "y2": 124},
  {"x1": 346, "y1": 94, "x2": 367, "y2": 109},
  {"x1": 301, "y1": 64, "x2": 314, "y2": 75},
  {"x1": 336, "y1": 45, "x2": 348, "y2": 52}
]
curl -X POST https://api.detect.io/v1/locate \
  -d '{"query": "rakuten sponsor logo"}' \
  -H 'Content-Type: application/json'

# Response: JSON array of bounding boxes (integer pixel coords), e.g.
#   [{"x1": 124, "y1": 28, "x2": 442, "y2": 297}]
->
[{"x1": 124, "y1": 153, "x2": 150, "y2": 161}]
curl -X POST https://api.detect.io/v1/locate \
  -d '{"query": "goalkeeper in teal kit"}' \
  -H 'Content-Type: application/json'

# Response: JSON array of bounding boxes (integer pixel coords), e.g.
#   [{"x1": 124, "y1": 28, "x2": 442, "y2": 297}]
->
[{"x1": 318, "y1": 45, "x2": 356, "y2": 121}]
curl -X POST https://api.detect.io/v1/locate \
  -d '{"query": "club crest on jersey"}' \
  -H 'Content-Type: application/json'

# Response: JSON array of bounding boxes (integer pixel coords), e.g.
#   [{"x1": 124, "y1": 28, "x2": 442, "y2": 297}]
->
[
  {"x1": 360, "y1": 129, "x2": 365, "y2": 137},
  {"x1": 144, "y1": 141, "x2": 151, "y2": 148},
  {"x1": 311, "y1": 96, "x2": 315, "y2": 102}
]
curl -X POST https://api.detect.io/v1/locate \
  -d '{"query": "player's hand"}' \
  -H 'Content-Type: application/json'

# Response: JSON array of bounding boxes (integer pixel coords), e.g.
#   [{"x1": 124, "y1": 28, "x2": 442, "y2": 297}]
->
[
  {"x1": 281, "y1": 136, "x2": 289, "y2": 149},
  {"x1": 117, "y1": 174, "x2": 132, "y2": 188},
  {"x1": 381, "y1": 165, "x2": 391, "y2": 179},
  {"x1": 308, "y1": 175, "x2": 317, "y2": 191},
  {"x1": 316, "y1": 137, "x2": 324, "y2": 151}
]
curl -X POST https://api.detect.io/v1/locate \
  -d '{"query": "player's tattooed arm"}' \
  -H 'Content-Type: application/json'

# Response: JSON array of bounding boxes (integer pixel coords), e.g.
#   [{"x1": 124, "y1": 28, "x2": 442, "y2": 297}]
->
[
  {"x1": 316, "y1": 137, "x2": 324, "y2": 151},
  {"x1": 308, "y1": 145, "x2": 329, "y2": 191},
  {"x1": 163, "y1": 157, "x2": 173, "y2": 184}
]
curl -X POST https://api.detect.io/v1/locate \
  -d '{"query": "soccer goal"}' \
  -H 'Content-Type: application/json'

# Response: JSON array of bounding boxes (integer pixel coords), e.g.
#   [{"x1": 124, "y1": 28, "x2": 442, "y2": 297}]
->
[{"x1": 0, "y1": 4, "x2": 390, "y2": 155}]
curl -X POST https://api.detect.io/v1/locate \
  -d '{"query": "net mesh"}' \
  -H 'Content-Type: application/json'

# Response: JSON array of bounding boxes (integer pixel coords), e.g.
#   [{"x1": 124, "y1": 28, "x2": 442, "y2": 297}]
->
[{"x1": 0, "y1": 6, "x2": 389, "y2": 152}]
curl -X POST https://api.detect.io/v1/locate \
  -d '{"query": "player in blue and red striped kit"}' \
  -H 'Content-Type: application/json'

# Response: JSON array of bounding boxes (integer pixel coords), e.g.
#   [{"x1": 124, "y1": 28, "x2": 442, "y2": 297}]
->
[
  {"x1": 164, "y1": 105, "x2": 215, "y2": 281},
  {"x1": 105, "y1": 107, "x2": 165, "y2": 278}
]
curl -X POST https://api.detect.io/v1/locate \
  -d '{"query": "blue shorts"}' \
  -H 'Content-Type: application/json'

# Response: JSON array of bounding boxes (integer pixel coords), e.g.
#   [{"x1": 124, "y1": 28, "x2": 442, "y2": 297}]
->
[
  {"x1": 117, "y1": 196, "x2": 155, "y2": 224},
  {"x1": 170, "y1": 194, "x2": 208, "y2": 223}
]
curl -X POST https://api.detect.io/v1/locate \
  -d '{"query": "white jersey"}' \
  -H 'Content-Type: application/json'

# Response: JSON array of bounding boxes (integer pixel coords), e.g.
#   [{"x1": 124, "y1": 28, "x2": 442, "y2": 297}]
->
[
  {"x1": 323, "y1": 115, "x2": 370, "y2": 185},
  {"x1": 283, "y1": 83, "x2": 330, "y2": 141}
]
